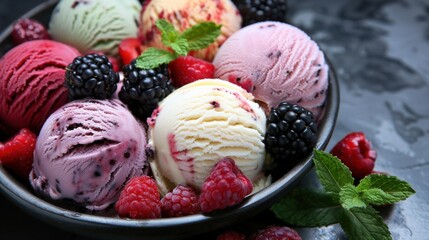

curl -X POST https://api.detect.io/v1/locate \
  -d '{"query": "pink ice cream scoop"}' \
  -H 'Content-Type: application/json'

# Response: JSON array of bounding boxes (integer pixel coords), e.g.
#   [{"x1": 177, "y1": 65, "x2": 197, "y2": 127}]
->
[
  {"x1": 0, "y1": 40, "x2": 80, "y2": 135},
  {"x1": 213, "y1": 21, "x2": 329, "y2": 120},
  {"x1": 30, "y1": 99, "x2": 148, "y2": 211}
]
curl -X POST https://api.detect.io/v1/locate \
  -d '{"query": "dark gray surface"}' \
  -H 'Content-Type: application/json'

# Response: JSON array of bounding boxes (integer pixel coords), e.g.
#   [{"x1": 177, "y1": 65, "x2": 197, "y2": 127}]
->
[{"x1": 0, "y1": 0, "x2": 428, "y2": 239}]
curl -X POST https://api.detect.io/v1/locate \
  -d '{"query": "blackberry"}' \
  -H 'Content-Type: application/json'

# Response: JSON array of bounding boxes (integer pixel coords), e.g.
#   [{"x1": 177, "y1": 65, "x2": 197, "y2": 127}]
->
[
  {"x1": 234, "y1": 0, "x2": 288, "y2": 26},
  {"x1": 264, "y1": 102, "x2": 317, "y2": 163},
  {"x1": 118, "y1": 60, "x2": 174, "y2": 120},
  {"x1": 65, "y1": 53, "x2": 119, "y2": 100}
]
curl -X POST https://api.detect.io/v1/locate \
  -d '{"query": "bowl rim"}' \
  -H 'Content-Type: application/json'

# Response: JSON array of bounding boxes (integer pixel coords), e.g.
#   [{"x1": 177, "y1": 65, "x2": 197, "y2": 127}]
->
[{"x1": 0, "y1": 0, "x2": 340, "y2": 237}]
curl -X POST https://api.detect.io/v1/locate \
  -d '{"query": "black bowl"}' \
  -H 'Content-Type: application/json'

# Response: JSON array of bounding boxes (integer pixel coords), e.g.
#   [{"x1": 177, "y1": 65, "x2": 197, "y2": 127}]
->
[{"x1": 0, "y1": 1, "x2": 340, "y2": 239}]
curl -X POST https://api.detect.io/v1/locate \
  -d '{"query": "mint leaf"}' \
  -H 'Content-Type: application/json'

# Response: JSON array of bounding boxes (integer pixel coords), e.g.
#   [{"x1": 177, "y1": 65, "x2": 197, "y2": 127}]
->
[
  {"x1": 156, "y1": 19, "x2": 179, "y2": 47},
  {"x1": 271, "y1": 188, "x2": 342, "y2": 227},
  {"x1": 181, "y1": 22, "x2": 222, "y2": 51},
  {"x1": 141, "y1": 20, "x2": 222, "y2": 69},
  {"x1": 170, "y1": 37, "x2": 189, "y2": 56},
  {"x1": 357, "y1": 174, "x2": 415, "y2": 206},
  {"x1": 339, "y1": 206, "x2": 392, "y2": 240},
  {"x1": 339, "y1": 183, "x2": 367, "y2": 210},
  {"x1": 313, "y1": 150, "x2": 354, "y2": 197},
  {"x1": 135, "y1": 48, "x2": 176, "y2": 69}
]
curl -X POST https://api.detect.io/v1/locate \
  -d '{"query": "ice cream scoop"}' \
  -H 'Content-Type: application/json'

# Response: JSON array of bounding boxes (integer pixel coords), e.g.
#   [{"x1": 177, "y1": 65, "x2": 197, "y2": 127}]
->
[
  {"x1": 139, "y1": 0, "x2": 242, "y2": 61},
  {"x1": 213, "y1": 21, "x2": 329, "y2": 120},
  {"x1": 147, "y1": 79, "x2": 266, "y2": 192},
  {"x1": 30, "y1": 99, "x2": 148, "y2": 211},
  {"x1": 0, "y1": 40, "x2": 80, "y2": 135},
  {"x1": 49, "y1": 0, "x2": 141, "y2": 56}
]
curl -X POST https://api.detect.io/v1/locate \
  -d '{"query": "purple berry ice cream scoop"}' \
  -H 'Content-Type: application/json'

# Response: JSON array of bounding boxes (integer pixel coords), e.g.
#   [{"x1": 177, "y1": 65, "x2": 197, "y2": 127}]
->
[{"x1": 30, "y1": 99, "x2": 148, "y2": 211}]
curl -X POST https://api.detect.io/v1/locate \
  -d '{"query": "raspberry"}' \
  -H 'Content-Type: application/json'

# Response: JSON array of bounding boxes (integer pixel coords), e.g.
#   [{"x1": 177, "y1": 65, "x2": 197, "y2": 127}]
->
[
  {"x1": 264, "y1": 102, "x2": 318, "y2": 164},
  {"x1": 11, "y1": 18, "x2": 50, "y2": 45},
  {"x1": 168, "y1": 56, "x2": 215, "y2": 88},
  {"x1": 118, "y1": 38, "x2": 146, "y2": 66},
  {"x1": 217, "y1": 230, "x2": 247, "y2": 240},
  {"x1": 0, "y1": 128, "x2": 37, "y2": 179},
  {"x1": 250, "y1": 225, "x2": 302, "y2": 240},
  {"x1": 115, "y1": 176, "x2": 161, "y2": 219},
  {"x1": 330, "y1": 132, "x2": 376, "y2": 180},
  {"x1": 199, "y1": 158, "x2": 253, "y2": 213},
  {"x1": 161, "y1": 184, "x2": 200, "y2": 217},
  {"x1": 65, "y1": 53, "x2": 119, "y2": 100}
]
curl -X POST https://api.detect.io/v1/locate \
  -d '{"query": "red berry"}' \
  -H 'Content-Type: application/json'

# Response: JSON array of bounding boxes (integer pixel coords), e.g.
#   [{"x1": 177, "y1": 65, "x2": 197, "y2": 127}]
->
[
  {"x1": 11, "y1": 18, "x2": 50, "y2": 45},
  {"x1": 227, "y1": 75, "x2": 254, "y2": 92},
  {"x1": 118, "y1": 38, "x2": 145, "y2": 66},
  {"x1": 330, "y1": 132, "x2": 376, "y2": 180},
  {"x1": 0, "y1": 128, "x2": 37, "y2": 179},
  {"x1": 115, "y1": 176, "x2": 161, "y2": 219},
  {"x1": 161, "y1": 184, "x2": 200, "y2": 217},
  {"x1": 199, "y1": 158, "x2": 253, "y2": 213},
  {"x1": 108, "y1": 56, "x2": 121, "y2": 72},
  {"x1": 168, "y1": 56, "x2": 215, "y2": 88},
  {"x1": 217, "y1": 230, "x2": 247, "y2": 240},
  {"x1": 250, "y1": 226, "x2": 302, "y2": 240}
]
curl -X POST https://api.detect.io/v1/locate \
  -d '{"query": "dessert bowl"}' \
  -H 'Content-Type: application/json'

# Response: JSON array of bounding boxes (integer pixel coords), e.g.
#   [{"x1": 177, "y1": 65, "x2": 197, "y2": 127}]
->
[{"x1": 0, "y1": 1, "x2": 340, "y2": 239}]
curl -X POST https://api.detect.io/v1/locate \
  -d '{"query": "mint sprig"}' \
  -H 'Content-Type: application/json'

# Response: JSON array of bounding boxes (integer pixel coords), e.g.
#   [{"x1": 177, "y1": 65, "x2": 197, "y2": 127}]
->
[
  {"x1": 156, "y1": 19, "x2": 180, "y2": 48},
  {"x1": 313, "y1": 150, "x2": 353, "y2": 197},
  {"x1": 339, "y1": 183, "x2": 367, "y2": 210},
  {"x1": 271, "y1": 188, "x2": 342, "y2": 227},
  {"x1": 135, "y1": 48, "x2": 176, "y2": 70},
  {"x1": 136, "y1": 19, "x2": 222, "y2": 69},
  {"x1": 181, "y1": 22, "x2": 222, "y2": 51},
  {"x1": 357, "y1": 174, "x2": 415, "y2": 205},
  {"x1": 271, "y1": 150, "x2": 415, "y2": 240},
  {"x1": 340, "y1": 206, "x2": 391, "y2": 240}
]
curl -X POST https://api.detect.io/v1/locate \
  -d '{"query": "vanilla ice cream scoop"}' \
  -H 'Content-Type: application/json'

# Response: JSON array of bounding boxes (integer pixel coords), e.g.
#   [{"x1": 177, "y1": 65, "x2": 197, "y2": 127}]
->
[{"x1": 147, "y1": 79, "x2": 266, "y2": 191}]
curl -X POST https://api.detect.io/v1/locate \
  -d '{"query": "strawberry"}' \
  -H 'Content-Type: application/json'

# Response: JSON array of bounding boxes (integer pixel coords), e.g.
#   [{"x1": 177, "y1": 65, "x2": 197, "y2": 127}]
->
[
  {"x1": 330, "y1": 132, "x2": 376, "y2": 180},
  {"x1": 0, "y1": 128, "x2": 37, "y2": 179},
  {"x1": 119, "y1": 38, "x2": 145, "y2": 66},
  {"x1": 168, "y1": 56, "x2": 215, "y2": 88},
  {"x1": 107, "y1": 55, "x2": 121, "y2": 72}
]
